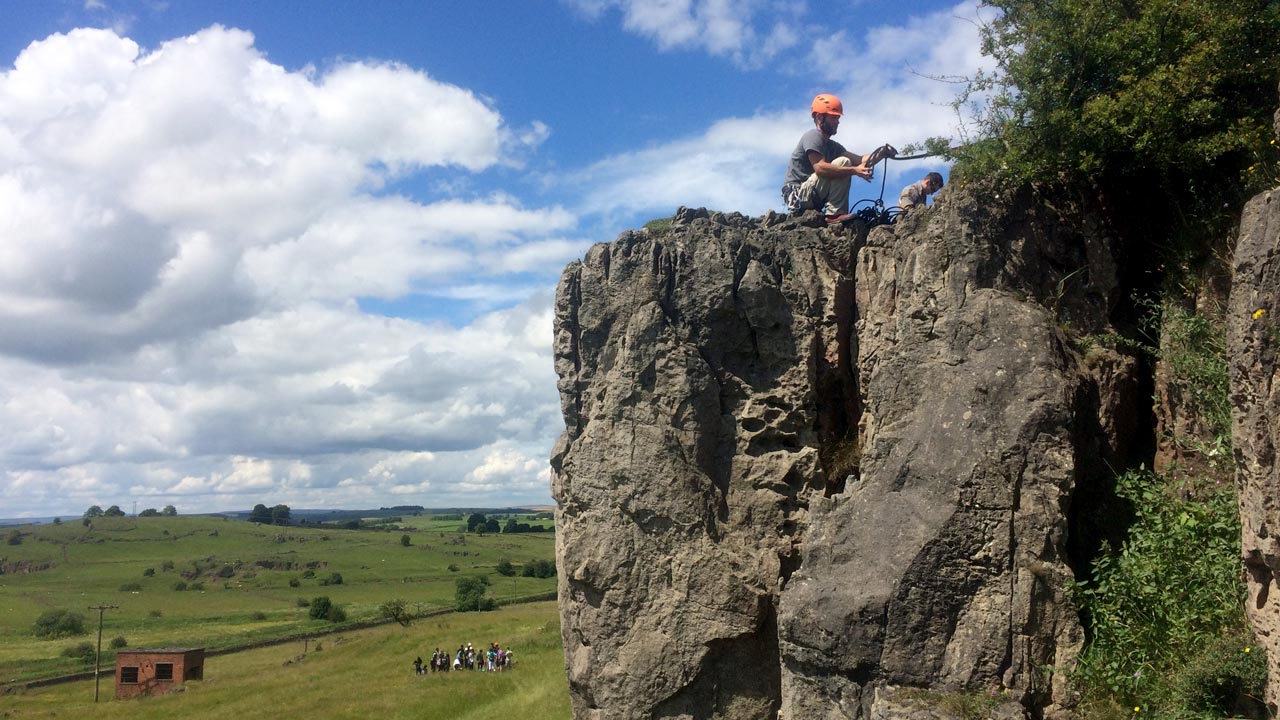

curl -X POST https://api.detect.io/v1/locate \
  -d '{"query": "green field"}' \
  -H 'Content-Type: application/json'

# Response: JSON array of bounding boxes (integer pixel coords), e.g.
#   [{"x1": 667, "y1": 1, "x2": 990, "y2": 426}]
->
[
  {"x1": 0, "y1": 515, "x2": 559, "y2": 685},
  {"x1": 1, "y1": 601, "x2": 571, "y2": 720}
]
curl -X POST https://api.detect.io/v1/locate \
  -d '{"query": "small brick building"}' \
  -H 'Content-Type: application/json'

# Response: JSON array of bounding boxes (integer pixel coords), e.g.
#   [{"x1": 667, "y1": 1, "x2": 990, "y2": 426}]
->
[{"x1": 114, "y1": 648, "x2": 205, "y2": 699}]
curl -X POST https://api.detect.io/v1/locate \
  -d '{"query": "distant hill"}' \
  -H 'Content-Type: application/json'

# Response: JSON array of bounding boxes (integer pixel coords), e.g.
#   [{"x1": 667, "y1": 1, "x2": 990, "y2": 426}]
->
[
  {"x1": 3, "y1": 506, "x2": 555, "y2": 526},
  {"x1": 233, "y1": 507, "x2": 552, "y2": 523}
]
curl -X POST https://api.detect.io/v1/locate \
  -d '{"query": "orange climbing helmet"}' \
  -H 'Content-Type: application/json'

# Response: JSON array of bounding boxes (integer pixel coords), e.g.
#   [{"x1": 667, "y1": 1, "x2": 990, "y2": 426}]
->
[{"x1": 811, "y1": 93, "x2": 843, "y2": 117}]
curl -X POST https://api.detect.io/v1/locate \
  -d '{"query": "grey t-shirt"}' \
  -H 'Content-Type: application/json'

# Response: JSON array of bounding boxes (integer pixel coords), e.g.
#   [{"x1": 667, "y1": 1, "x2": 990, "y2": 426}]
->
[
  {"x1": 899, "y1": 180, "x2": 927, "y2": 208},
  {"x1": 784, "y1": 128, "x2": 847, "y2": 187}
]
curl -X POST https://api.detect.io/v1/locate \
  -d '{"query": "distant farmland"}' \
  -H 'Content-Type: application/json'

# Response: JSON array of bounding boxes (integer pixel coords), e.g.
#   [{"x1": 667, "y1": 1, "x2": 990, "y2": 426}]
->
[
  {"x1": 2, "y1": 601, "x2": 570, "y2": 720},
  {"x1": 0, "y1": 513, "x2": 558, "y2": 687}
]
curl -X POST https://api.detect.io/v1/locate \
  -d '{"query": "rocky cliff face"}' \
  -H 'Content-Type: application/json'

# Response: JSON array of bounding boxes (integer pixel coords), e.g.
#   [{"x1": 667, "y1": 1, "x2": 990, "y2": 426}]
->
[
  {"x1": 552, "y1": 208, "x2": 850, "y2": 719},
  {"x1": 552, "y1": 186, "x2": 1141, "y2": 718},
  {"x1": 1229, "y1": 101, "x2": 1280, "y2": 713},
  {"x1": 778, "y1": 189, "x2": 1135, "y2": 719}
]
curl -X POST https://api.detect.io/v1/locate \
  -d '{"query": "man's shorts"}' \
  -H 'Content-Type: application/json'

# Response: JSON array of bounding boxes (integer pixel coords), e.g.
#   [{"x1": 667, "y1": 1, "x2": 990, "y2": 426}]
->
[{"x1": 781, "y1": 182, "x2": 807, "y2": 213}]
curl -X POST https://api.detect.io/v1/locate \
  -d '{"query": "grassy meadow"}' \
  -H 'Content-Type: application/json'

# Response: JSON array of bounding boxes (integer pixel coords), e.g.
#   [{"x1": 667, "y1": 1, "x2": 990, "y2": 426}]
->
[
  {"x1": 0, "y1": 514, "x2": 559, "y2": 686},
  {"x1": 1, "y1": 600, "x2": 571, "y2": 720}
]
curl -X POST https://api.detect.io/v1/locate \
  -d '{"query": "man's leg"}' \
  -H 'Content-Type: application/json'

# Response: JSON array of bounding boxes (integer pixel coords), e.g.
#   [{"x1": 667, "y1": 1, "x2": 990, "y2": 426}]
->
[{"x1": 798, "y1": 156, "x2": 853, "y2": 216}]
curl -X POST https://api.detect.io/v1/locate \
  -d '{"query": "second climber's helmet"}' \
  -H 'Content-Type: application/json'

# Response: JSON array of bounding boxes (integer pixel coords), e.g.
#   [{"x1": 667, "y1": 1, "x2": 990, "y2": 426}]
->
[{"x1": 811, "y1": 93, "x2": 844, "y2": 117}]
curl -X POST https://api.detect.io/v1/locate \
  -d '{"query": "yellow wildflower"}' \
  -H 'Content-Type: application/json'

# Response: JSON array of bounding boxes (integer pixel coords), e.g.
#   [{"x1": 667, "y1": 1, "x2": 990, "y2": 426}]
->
[
  {"x1": 1255, "y1": 309, "x2": 1268, "y2": 320},
  {"x1": 1134, "y1": 707, "x2": 1141, "y2": 713},
  {"x1": 1246, "y1": 646, "x2": 1252, "y2": 653}
]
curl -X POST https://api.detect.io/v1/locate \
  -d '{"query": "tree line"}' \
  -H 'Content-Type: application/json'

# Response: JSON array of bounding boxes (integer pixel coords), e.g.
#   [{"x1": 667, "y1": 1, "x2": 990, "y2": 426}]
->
[
  {"x1": 466, "y1": 513, "x2": 551, "y2": 534},
  {"x1": 83, "y1": 504, "x2": 176, "y2": 519},
  {"x1": 248, "y1": 503, "x2": 291, "y2": 525}
]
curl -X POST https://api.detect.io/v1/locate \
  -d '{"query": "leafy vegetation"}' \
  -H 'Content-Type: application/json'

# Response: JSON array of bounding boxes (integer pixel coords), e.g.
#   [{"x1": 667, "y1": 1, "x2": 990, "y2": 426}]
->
[
  {"x1": 33, "y1": 610, "x2": 87, "y2": 639},
  {"x1": 247, "y1": 503, "x2": 291, "y2": 525},
  {"x1": 59, "y1": 642, "x2": 95, "y2": 662},
  {"x1": 1071, "y1": 280, "x2": 1251, "y2": 718},
  {"x1": 308, "y1": 596, "x2": 347, "y2": 623},
  {"x1": 521, "y1": 559, "x2": 557, "y2": 579},
  {"x1": 959, "y1": 0, "x2": 1280, "y2": 190},
  {"x1": 1073, "y1": 468, "x2": 1263, "y2": 717},
  {"x1": 378, "y1": 598, "x2": 412, "y2": 627},
  {"x1": 456, "y1": 576, "x2": 497, "y2": 612},
  {"x1": 1150, "y1": 303, "x2": 1232, "y2": 451},
  {"x1": 953, "y1": 0, "x2": 1280, "y2": 317},
  {"x1": 643, "y1": 216, "x2": 673, "y2": 233}
]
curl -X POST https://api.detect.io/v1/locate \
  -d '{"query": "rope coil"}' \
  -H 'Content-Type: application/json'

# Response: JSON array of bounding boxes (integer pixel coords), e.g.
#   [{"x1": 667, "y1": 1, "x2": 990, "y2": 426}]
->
[{"x1": 851, "y1": 145, "x2": 951, "y2": 227}]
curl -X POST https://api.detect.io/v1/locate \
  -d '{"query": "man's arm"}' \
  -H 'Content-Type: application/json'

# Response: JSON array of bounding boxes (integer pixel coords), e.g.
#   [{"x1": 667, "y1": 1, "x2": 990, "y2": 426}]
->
[
  {"x1": 850, "y1": 144, "x2": 896, "y2": 166},
  {"x1": 809, "y1": 150, "x2": 873, "y2": 181}
]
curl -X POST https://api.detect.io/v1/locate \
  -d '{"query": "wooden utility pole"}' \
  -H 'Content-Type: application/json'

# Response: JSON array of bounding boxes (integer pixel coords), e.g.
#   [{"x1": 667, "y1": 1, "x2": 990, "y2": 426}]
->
[{"x1": 88, "y1": 605, "x2": 119, "y2": 702}]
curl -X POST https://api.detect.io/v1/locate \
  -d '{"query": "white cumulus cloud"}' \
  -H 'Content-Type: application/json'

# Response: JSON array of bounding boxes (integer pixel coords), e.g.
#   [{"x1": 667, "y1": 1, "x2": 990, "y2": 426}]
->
[
  {"x1": 0, "y1": 25, "x2": 567, "y2": 518},
  {"x1": 564, "y1": 0, "x2": 803, "y2": 68}
]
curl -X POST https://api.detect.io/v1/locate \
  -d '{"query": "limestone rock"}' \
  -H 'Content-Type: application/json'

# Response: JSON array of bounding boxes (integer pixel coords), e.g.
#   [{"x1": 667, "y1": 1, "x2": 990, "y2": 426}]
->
[
  {"x1": 1229, "y1": 184, "x2": 1280, "y2": 715},
  {"x1": 552, "y1": 185, "x2": 1134, "y2": 719},
  {"x1": 553, "y1": 209, "x2": 853, "y2": 719},
  {"x1": 777, "y1": 186, "x2": 1115, "y2": 718}
]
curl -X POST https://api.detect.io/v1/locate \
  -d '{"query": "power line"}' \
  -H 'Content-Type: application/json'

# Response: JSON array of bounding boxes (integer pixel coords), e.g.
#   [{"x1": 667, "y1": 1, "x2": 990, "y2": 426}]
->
[{"x1": 88, "y1": 605, "x2": 119, "y2": 702}]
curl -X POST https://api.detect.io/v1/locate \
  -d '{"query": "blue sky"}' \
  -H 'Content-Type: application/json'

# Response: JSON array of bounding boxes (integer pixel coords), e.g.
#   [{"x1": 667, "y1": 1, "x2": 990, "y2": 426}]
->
[{"x1": 0, "y1": 0, "x2": 993, "y2": 519}]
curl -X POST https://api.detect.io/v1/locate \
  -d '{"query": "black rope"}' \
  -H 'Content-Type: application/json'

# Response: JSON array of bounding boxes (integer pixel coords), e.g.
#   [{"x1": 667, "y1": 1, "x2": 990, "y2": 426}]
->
[
  {"x1": 887, "y1": 151, "x2": 943, "y2": 161},
  {"x1": 850, "y1": 145, "x2": 960, "y2": 227},
  {"x1": 885, "y1": 146, "x2": 963, "y2": 161}
]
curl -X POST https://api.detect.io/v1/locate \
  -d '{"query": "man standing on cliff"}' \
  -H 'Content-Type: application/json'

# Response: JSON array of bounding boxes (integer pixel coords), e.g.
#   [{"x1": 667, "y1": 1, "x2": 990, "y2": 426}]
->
[{"x1": 782, "y1": 93, "x2": 892, "y2": 223}]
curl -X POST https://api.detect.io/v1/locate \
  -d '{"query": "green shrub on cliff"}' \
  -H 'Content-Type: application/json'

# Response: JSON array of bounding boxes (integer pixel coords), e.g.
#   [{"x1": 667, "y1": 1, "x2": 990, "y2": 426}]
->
[
  {"x1": 1151, "y1": 303, "x2": 1232, "y2": 455},
  {"x1": 1074, "y1": 468, "x2": 1264, "y2": 717},
  {"x1": 954, "y1": 1, "x2": 1280, "y2": 308},
  {"x1": 959, "y1": 0, "x2": 1280, "y2": 190}
]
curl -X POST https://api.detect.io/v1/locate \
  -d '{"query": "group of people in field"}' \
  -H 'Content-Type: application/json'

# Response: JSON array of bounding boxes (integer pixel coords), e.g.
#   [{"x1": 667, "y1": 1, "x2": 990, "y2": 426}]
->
[{"x1": 413, "y1": 642, "x2": 513, "y2": 674}]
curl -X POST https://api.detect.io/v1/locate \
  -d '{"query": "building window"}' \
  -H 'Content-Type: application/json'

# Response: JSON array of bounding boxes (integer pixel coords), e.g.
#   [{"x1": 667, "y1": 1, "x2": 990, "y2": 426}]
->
[
  {"x1": 156, "y1": 663, "x2": 174, "y2": 681},
  {"x1": 120, "y1": 666, "x2": 139, "y2": 684}
]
